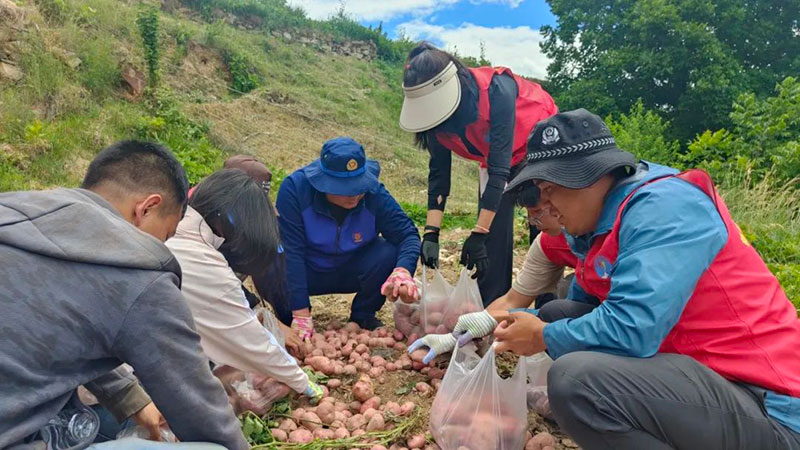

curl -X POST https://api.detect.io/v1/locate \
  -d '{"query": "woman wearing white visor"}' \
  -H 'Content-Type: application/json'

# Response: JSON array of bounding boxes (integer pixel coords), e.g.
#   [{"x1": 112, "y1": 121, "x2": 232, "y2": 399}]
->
[{"x1": 399, "y1": 42, "x2": 558, "y2": 305}]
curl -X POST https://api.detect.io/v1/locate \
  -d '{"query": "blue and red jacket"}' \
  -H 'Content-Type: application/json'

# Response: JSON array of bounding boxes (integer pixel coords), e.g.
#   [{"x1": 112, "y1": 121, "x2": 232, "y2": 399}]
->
[
  {"x1": 276, "y1": 164, "x2": 420, "y2": 311},
  {"x1": 543, "y1": 161, "x2": 800, "y2": 433}
]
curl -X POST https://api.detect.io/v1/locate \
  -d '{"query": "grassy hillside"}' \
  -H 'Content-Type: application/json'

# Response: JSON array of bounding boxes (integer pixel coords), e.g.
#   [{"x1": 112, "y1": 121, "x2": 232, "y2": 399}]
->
[
  {"x1": 1, "y1": 0, "x2": 797, "y2": 310},
  {"x1": 0, "y1": 0, "x2": 478, "y2": 209}
]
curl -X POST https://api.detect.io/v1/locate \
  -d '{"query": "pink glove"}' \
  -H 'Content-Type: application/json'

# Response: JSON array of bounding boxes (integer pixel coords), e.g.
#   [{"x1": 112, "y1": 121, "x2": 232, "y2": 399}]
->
[
  {"x1": 291, "y1": 315, "x2": 313, "y2": 341},
  {"x1": 381, "y1": 268, "x2": 419, "y2": 303}
]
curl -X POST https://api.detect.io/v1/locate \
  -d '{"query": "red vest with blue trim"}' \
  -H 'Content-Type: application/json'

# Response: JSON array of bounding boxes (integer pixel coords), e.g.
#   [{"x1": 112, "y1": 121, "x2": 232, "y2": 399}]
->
[
  {"x1": 540, "y1": 233, "x2": 578, "y2": 269},
  {"x1": 576, "y1": 169, "x2": 800, "y2": 396},
  {"x1": 435, "y1": 67, "x2": 557, "y2": 168}
]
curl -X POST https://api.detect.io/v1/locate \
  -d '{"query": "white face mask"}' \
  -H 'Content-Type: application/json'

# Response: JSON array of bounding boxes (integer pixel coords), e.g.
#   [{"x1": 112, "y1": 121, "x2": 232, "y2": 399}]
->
[{"x1": 208, "y1": 231, "x2": 225, "y2": 250}]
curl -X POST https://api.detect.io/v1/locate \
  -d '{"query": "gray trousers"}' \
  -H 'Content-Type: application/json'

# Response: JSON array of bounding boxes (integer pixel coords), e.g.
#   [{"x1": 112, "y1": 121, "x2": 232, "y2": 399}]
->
[{"x1": 543, "y1": 301, "x2": 800, "y2": 450}]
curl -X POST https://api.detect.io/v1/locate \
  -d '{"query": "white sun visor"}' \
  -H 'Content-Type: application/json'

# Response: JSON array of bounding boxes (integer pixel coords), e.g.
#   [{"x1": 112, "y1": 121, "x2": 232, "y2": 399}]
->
[{"x1": 399, "y1": 61, "x2": 462, "y2": 132}]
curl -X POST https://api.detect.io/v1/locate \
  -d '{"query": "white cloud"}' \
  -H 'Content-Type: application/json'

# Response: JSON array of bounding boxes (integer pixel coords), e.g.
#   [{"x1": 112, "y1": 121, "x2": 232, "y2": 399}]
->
[
  {"x1": 286, "y1": 0, "x2": 458, "y2": 21},
  {"x1": 285, "y1": 0, "x2": 523, "y2": 21},
  {"x1": 398, "y1": 20, "x2": 550, "y2": 79}
]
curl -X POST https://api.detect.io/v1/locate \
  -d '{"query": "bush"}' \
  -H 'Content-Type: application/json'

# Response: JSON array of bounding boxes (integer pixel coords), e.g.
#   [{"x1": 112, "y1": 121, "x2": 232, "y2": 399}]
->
[
  {"x1": 136, "y1": 7, "x2": 161, "y2": 88},
  {"x1": 605, "y1": 99, "x2": 681, "y2": 166},
  {"x1": 224, "y1": 50, "x2": 260, "y2": 94},
  {"x1": 684, "y1": 77, "x2": 800, "y2": 184}
]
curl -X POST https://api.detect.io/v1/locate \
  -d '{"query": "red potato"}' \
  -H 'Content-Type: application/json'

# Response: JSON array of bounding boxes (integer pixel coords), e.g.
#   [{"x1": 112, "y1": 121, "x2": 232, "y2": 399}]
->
[
  {"x1": 330, "y1": 420, "x2": 345, "y2": 429},
  {"x1": 407, "y1": 435, "x2": 426, "y2": 449},
  {"x1": 311, "y1": 348, "x2": 324, "y2": 357},
  {"x1": 385, "y1": 362, "x2": 397, "y2": 372},
  {"x1": 333, "y1": 411, "x2": 347, "y2": 423},
  {"x1": 393, "y1": 342, "x2": 407, "y2": 352},
  {"x1": 434, "y1": 324, "x2": 449, "y2": 334},
  {"x1": 415, "y1": 382, "x2": 432, "y2": 394},
  {"x1": 344, "y1": 364, "x2": 358, "y2": 375},
  {"x1": 334, "y1": 427, "x2": 350, "y2": 439},
  {"x1": 369, "y1": 445, "x2": 387, "y2": 450},
  {"x1": 352, "y1": 429, "x2": 366, "y2": 437},
  {"x1": 376, "y1": 328, "x2": 389, "y2": 338},
  {"x1": 270, "y1": 428, "x2": 288, "y2": 441},
  {"x1": 290, "y1": 408, "x2": 305, "y2": 422},
  {"x1": 384, "y1": 401, "x2": 402, "y2": 416},
  {"x1": 315, "y1": 402, "x2": 335, "y2": 424},
  {"x1": 327, "y1": 378, "x2": 342, "y2": 389},
  {"x1": 409, "y1": 311, "x2": 421, "y2": 325},
  {"x1": 313, "y1": 428, "x2": 335, "y2": 440},
  {"x1": 366, "y1": 412, "x2": 385, "y2": 431},
  {"x1": 300, "y1": 412, "x2": 323, "y2": 431},
  {"x1": 411, "y1": 361, "x2": 427, "y2": 371},
  {"x1": 341, "y1": 345, "x2": 354, "y2": 357},
  {"x1": 428, "y1": 367, "x2": 445, "y2": 379},
  {"x1": 355, "y1": 343, "x2": 369, "y2": 354},
  {"x1": 426, "y1": 312, "x2": 444, "y2": 326},
  {"x1": 356, "y1": 334, "x2": 370, "y2": 345},
  {"x1": 288, "y1": 429, "x2": 313, "y2": 444},
  {"x1": 278, "y1": 419, "x2": 297, "y2": 432},
  {"x1": 359, "y1": 396, "x2": 381, "y2": 414},
  {"x1": 349, "y1": 401, "x2": 362, "y2": 413},
  {"x1": 334, "y1": 364, "x2": 344, "y2": 376},
  {"x1": 334, "y1": 402, "x2": 348, "y2": 412},
  {"x1": 352, "y1": 381, "x2": 374, "y2": 402},
  {"x1": 344, "y1": 322, "x2": 360, "y2": 332},
  {"x1": 393, "y1": 329, "x2": 405, "y2": 341},
  {"x1": 399, "y1": 402, "x2": 415, "y2": 416},
  {"x1": 363, "y1": 408, "x2": 378, "y2": 421},
  {"x1": 346, "y1": 414, "x2": 366, "y2": 431},
  {"x1": 420, "y1": 367, "x2": 431, "y2": 374},
  {"x1": 541, "y1": 447, "x2": 555, "y2": 450},
  {"x1": 370, "y1": 356, "x2": 387, "y2": 367},
  {"x1": 423, "y1": 445, "x2": 441, "y2": 450},
  {"x1": 424, "y1": 325, "x2": 437, "y2": 334},
  {"x1": 409, "y1": 349, "x2": 428, "y2": 363},
  {"x1": 368, "y1": 367, "x2": 385, "y2": 378},
  {"x1": 431, "y1": 379, "x2": 442, "y2": 390},
  {"x1": 525, "y1": 432, "x2": 556, "y2": 450}
]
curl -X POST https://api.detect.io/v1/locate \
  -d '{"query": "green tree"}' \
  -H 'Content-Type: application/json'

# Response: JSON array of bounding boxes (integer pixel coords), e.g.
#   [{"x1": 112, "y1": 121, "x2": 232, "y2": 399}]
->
[
  {"x1": 606, "y1": 99, "x2": 680, "y2": 165},
  {"x1": 542, "y1": 0, "x2": 800, "y2": 142}
]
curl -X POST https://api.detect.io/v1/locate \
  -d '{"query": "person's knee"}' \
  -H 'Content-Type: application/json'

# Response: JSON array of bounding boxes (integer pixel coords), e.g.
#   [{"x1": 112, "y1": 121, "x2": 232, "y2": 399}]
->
[{"x1": 548, "y1": 352, "x2": 615, "y2": 422}]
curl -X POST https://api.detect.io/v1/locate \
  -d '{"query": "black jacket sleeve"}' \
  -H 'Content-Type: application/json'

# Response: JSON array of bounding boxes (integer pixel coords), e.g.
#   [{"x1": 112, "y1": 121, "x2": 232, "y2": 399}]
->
[
  {"x1": 427, "y1": 138, "x2": 452, "y2": 211},
  {"x1": 480, "y1": 73, "x2": 518, "y2": 211}
]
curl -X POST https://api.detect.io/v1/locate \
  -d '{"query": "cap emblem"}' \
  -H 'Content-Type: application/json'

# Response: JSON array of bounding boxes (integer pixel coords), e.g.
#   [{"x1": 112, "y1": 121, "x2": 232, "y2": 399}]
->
[
  {"x1": 542, "y1": 126, "x2": 560, "y2": 145},
  {"x1": 347, "y1": 159, "x2": 359, "y2": 171}
]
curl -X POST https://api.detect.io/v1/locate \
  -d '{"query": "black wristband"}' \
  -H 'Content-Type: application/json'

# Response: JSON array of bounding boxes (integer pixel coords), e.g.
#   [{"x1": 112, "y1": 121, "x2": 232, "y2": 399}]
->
[{"x1": 424, "y1": 225, "x2": 441, "y2": 234}]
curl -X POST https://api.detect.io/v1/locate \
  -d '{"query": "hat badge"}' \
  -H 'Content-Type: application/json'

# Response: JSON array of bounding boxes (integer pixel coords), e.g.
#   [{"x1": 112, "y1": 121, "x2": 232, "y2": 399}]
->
[
  {"x1": 346, "y1": 159, "x2": 358, "y2": 171},
  {"x1": 542, "y1": 126, "x2": 560, "y2": 145}
]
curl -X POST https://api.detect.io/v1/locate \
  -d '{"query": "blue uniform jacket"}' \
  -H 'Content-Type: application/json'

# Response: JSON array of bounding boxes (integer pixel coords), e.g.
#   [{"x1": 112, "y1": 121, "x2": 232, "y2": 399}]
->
[
  {"x1": 276, "y1": 165, "x2": 420, "y2": 311},
  {"x1": 542, "y1": 161, "x2": 800, "y2": 433}
]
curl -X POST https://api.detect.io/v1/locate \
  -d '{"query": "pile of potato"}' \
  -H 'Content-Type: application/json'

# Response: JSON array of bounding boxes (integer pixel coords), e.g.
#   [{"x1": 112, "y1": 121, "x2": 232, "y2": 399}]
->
[{"x1": 233, "y1": 318, "x2": 567, "y2": 450}]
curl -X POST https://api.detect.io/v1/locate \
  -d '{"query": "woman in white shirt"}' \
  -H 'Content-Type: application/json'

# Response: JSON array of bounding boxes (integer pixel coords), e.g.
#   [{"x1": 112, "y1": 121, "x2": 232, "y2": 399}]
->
[{"x1": 166, "y1": 169, "x2": 322, "y2": 403}]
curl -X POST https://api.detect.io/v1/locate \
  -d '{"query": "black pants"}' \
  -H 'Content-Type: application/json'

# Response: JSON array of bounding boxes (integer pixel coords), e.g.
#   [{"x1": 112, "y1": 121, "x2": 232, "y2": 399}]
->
[
  {"x1": 479, "y1": 165, "x2": 539, "y2": 306},
  {"x1": 539, "y1": 300, "x2": 800, "y2": 450}
]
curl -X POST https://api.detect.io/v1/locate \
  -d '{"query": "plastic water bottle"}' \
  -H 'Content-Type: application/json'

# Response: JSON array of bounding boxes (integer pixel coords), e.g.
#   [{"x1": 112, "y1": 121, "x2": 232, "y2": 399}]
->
[{"x1": 39, "y1": 395, "x2": 99, "y2": 450}]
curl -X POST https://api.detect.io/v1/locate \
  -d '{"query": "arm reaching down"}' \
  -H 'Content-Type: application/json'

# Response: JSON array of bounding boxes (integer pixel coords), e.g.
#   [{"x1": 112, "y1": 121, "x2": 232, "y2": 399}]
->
[{"x1": 113, "y1": 273, "x2": 248, "y2": 450}]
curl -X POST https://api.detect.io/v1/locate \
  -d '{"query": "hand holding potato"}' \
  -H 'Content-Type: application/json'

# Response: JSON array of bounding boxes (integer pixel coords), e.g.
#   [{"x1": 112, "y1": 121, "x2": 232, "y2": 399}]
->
[
  {"x1": 380, "y1": 267, "x2": 419, "y2": 303},
  {"x1": 493, "y1": 312, "x2": 547, "y2": 356}
]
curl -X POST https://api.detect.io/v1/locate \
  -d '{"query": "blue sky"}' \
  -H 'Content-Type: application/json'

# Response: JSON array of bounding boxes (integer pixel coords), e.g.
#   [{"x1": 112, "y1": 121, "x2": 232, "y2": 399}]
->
[{"x1": 286, "y1": 0, "x2": 557, "y2": 79}]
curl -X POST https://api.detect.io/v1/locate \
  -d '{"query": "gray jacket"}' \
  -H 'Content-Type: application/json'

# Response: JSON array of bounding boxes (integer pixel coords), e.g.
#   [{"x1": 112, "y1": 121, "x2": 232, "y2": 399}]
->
[{"x1": 0, "y1": 188, "x2": 248, "y2": 450}]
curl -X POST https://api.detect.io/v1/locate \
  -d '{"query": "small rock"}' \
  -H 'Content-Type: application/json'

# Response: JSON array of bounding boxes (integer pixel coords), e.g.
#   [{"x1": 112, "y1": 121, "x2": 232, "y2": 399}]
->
[
  {"x1": 121, "y1": 65, "x2": 146, "y2": 97},
  {"x1": 561, "y1": 438, "x2": 579, "y2": 448},
  {"x1": 282, "y1": 31, "x2": 292, "y2": 40},
  {"x1": 0, "y1": 61, "x2": 22, "y2": 81}
]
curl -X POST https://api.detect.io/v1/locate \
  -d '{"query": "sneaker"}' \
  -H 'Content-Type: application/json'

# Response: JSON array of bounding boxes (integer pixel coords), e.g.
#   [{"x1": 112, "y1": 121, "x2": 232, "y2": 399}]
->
[{"x1": 350, "y1": 316, "x2": 384, "y2": 331}]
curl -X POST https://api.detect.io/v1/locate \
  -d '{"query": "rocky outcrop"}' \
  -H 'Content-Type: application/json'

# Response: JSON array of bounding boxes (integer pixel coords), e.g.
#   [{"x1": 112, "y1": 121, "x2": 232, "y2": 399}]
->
[
  {"x1": 0, "y1": 0, "x2": 24, "y2": 82},
  {"x1": 271, "y1": 29, "x2": 377, "y2": 61}
]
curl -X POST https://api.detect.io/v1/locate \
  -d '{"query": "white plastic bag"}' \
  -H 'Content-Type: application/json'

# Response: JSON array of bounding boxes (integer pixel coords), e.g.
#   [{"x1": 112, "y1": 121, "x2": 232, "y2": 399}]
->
[
  {"x1": 524, "y1": 352, "x2": 554, "y2": 419},
  {"x1": 257, "y1": 306, "x2": 286, "y2": 348},
  {"x1": 422, "y1": 268, "x2": 482, "y2": 335},
  {"x1": 430, "y1": 343, "x2": 528, "y2": 450},
  {"x1": 117, "y1": 423, "x2": 177, "y2": 442}
]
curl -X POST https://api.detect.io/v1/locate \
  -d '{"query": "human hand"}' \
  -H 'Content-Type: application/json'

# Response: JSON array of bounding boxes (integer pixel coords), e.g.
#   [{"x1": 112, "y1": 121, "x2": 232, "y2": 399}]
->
[
  {"x1": 291, "y1": 313, "x2": 313, "y2": 341},
  {"x1": 279, "y1": 321, "x2": 305, "y2": 358},
  {"x1": 381, "y1": 267, "x2": 420, "y2": 303},
  {"x1": 452, "y1": 310, "x2": 498, "y2": 347},
  {"x1": 131, "y1": 402, "x2": 166, "y2": 441},
  {"x1": 460, "y1": 231, "x2": 489, "y2": 279},
  {"x1": 408, "y1": 333, "x2": 457, "y2": 364},
  {"x1": 303, "y1": 381, "x2": 324, "y2": 405},
  {"x1": 421, "y1": 230, "x2": 440, "y2": 268},
  {"x1": 493, "y1": 312, "x2": 547, "y2": 356}
]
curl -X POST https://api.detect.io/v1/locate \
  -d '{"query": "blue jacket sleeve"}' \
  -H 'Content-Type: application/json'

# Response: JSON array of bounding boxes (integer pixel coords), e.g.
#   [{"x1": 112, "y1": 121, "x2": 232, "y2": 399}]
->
[
  {"x1": 543, "y1": 179, "x2": 729, "y2": 359},
  {"x1": 374, "y1": 184, "x2": 421, "y2": 274},
  {"x1": 276, "y1": 177, "x2": 311, "y2": 311}
]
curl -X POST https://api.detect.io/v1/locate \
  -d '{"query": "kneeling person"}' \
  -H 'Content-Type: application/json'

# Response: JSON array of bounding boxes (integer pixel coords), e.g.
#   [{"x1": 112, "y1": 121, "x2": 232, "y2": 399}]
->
[{"x1": 276, "y1": 137, "x2": 420, "y2": 335}]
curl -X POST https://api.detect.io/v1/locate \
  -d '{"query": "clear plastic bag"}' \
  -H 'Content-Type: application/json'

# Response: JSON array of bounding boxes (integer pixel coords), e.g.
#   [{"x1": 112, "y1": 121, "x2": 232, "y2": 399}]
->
[
  {"x1": 422, "y1": 268, "x2": 483, "y2": 335},
  {"x1": 257, "y1": 306, "x2": 286, "y2": 348},
  {"x1": 524, "y1": 352, "x2": 554, "y2": 420},
  {"x1": 40, "y1": 392, "x2": 99, "y2": 450},
  {"x1": 230, "y1": 372, "x2": 291, "y2": 416},
  {"x1": 429, "y1": 343, "x2": 528, "y2": 450},
  {"x1": 392, "y1": 300, "x2": 422, "y2": 339},
  {"x1": 116, "y1": 423, "x2": 177, "y2": 442}
]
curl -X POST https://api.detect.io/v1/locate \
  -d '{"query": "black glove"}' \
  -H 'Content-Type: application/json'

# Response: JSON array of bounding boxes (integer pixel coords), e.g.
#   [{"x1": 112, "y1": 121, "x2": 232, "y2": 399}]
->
[
  {"x1": 421, "y1": 227, "x2": 440, "y2": 268},
  {"x1": 460, "y1": 232, "x2": 489, "y2": 279}
]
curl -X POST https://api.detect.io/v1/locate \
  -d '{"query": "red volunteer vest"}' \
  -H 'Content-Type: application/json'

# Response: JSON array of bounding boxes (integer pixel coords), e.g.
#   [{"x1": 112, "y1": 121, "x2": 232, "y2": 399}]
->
[
  {"x1": 540, "y1": 233, "x2": 578, "y2": 269},
  {"x1": 435, "y1": 67, "x2": 557, "y2": 168},
  {"x1": 575, "y1": 169, "x2": 800, "y2": 396}
]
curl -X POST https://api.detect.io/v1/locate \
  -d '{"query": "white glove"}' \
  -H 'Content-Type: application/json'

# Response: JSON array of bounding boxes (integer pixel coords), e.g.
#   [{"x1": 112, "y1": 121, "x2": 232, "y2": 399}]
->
[
  {"x1": 453, "y1": 310, "x2": 498, "y2": 347},
  {"x1": 408, "y1": 333, "x2": 457, "y2": 364}
]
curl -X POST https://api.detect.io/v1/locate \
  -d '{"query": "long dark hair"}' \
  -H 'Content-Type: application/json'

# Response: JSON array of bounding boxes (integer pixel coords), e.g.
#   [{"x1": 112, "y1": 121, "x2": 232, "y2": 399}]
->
[
  {"x1": 403, "y1": 42, "x2": 475, "y2": 151},
  {"x1": 189, "y1": 168, "x2": 283, "y2": 279}
]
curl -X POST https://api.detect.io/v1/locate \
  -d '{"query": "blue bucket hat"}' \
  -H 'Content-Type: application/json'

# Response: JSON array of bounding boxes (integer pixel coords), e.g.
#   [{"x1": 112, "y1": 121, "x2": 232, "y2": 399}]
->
[{"x1": 304, "y1": 137, "x2": 381, "y2": 196}]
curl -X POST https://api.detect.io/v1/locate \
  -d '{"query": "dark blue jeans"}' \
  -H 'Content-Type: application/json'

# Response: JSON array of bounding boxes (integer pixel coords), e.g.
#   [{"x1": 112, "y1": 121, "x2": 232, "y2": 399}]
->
[{"x1": 273, "y1": 238, "x2": 397, "y2": 324}]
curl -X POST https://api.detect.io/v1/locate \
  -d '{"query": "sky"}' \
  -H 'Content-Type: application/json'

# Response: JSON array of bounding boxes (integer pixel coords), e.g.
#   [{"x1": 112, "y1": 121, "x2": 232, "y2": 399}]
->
[{"x1": 285, "y1": 0, "x2": 557, "y2": 79}]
